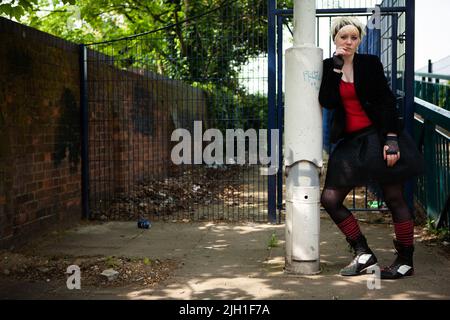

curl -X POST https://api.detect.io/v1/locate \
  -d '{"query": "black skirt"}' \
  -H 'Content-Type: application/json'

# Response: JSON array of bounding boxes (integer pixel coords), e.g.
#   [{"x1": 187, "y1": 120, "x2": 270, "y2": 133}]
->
[{"x1": 324, "y1": 125, "x2": 425, "y2": 189}]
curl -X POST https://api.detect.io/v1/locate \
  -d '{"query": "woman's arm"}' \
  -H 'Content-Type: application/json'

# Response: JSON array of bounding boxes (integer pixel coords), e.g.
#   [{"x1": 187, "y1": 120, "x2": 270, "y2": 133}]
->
[
  {"x1": 372, "y1": 56, "x2": 400, "y2": 136},
  {"x1": 319, "y1": 59, "x2": 343, "y2": 109},
  {"x1": 372, "y1": 56, "x2": 401, "y2": 166}
]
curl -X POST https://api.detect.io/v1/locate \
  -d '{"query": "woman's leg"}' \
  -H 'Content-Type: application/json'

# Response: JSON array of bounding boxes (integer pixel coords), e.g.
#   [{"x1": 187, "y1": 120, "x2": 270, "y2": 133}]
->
[
  {"x1": 380, "y1": 183, "x2": 415, "y2": 279},
  {"x1": 321, "y1": 186, "x2": 378, "y2": 275},
  {"x1": 381, "y1": 183, "x2": 414, "y2": 246},
  {"x1": 321, "y1": 187, "x2": 361, "y2": 240}
]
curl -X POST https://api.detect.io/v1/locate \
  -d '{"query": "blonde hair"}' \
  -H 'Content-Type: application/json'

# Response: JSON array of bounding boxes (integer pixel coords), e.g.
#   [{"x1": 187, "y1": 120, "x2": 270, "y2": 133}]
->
[{"x1": 331, "y1": 17, "x2": 366, "y2": 42}]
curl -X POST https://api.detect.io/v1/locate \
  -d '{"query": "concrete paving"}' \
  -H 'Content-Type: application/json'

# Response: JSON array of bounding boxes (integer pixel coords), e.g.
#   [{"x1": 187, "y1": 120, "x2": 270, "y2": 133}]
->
[{"x1": 0, "y1": 215, "x2": 449, "y2": 300}]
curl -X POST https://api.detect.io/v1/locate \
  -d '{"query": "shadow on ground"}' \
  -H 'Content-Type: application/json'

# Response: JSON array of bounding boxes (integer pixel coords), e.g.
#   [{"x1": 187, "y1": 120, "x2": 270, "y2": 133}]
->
[{"x1": 1, "y1": 214, "x2": 449, "y2": 300}]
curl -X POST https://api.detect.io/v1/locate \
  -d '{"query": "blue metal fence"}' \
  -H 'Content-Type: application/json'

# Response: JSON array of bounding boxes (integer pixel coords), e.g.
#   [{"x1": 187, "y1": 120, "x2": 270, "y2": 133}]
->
[
  {"x1": 414, "y1": 98, "x2": 450, "y2": 227},
  {"x1": 268, "y1": 0, "x2": 414, "y2": 215},
  {"x1": 415, "y1": 73, "x2": 450, "y2": 111}
]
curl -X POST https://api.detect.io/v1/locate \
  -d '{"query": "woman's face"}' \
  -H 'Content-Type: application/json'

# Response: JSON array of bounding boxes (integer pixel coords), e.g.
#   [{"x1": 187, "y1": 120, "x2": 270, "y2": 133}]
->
[{"x1": 334, "y1": 25, "x2": 361, "y2": 56}]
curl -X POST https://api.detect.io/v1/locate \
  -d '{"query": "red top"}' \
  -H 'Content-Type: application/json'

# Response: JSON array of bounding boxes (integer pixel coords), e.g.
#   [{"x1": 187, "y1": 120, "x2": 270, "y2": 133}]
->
[{"x1": 339, "y1": 80, "x2": 373, "y2": 133}]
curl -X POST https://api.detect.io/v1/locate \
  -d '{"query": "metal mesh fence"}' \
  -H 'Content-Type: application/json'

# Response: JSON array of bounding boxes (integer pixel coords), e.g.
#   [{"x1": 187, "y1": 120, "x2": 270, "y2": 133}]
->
[{"x1": 84, "y1": 0, "x2": 272, "y2": 222}]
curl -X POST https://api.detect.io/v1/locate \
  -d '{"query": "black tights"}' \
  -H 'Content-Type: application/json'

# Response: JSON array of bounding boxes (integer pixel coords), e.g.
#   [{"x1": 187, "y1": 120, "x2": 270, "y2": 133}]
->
[{"x1": 321, "y1": 183, "x2": 413, "y2": 225}]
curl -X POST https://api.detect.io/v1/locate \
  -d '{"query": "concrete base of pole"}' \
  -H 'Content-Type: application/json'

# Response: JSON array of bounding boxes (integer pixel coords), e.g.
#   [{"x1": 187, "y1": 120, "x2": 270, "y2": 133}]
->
[
  {"x1": 285, "y1": 162, "x2": 321, "y2": 275},
  {"x1": 285, "y1": 259, "x2": 321, "y2": 275}
]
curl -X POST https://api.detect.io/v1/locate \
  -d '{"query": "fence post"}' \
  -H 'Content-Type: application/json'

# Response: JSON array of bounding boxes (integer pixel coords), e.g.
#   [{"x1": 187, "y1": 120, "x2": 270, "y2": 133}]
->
[
  {"x1": 268, "y1": 0, "x2": 277, "y2": 223},
  {"x1": 404, "y1": 0, "x2": 415, "y2": 212},
  {"x1": 424, "y1": 119, "x2": 438, "y2": 221},
  {"x1": 276, "y1": 15, "x2": 284, "y2": 218},
  {"x1": 446, "y1": 86, "x2": 450, "y2": 111},
  {"x1": 428, "y1": 59, "x2": 433, "y2": 83},
  {"x1": 391, "y1": 13, "x2": 398, "y2": 93},
  {"x1": 80, "y1": 44, "x2": 90, "y2": 219}
]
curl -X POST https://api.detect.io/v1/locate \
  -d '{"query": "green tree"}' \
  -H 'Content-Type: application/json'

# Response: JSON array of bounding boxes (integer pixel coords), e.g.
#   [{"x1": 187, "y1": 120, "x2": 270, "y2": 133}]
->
[
  {"x1": 10, "y1": 0, "x2": 292, "y2": 83},
  {"x1": 8, "y1": 0, "x2": 292, "y2": 127},
  {"x1": 0, "y1": 0, "x2": 74, "y2": 20},
  {"x1": 17, "y1": 0, "x2": 268, "y2": 83}
]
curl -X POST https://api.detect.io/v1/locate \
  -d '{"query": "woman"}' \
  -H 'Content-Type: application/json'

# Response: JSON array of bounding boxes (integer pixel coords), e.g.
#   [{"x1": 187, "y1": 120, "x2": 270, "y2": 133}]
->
[{"x1": 318, "y1": 17, "x2": 424, "y2": 279}]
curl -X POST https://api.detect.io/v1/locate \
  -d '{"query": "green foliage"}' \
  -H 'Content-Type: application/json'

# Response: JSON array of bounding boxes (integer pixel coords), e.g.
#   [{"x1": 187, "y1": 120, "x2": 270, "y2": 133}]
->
[
  {"x1": 12, "y1": 0, "x2": 271, "y2": 128},
  {"x1": 424, "y1": 218, "x2": 450, "y2": 241},
  {"x1": 105, "y1": 256, "x2": 120, "y2": 268},
  {"x1": 267, "y1": 232, "x2": 278, "y2": 249},
  {"x1": 194, "y1": 82, "x2": 267, "y2": 132},
  {"x1": 17, "y1": 0, "x2": 268, "y2": 78},
  {"x1": 0, "y1": 0, "x2": 74, "y2": 20},
  {"x1": 415, "y1": 80, "x2": 450, "y2": 109},
  {"x1": 238, "y1": 92, "x2": 268, "y2": 130},
  {"x1": 0, "y1": 0, "x2": 37, "y2": 20}
]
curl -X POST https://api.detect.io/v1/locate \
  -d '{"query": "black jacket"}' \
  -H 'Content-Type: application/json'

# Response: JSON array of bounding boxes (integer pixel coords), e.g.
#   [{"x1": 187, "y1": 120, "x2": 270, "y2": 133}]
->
[{"x1": 319, "y1": 53, "x2": 401, "y2": 143}]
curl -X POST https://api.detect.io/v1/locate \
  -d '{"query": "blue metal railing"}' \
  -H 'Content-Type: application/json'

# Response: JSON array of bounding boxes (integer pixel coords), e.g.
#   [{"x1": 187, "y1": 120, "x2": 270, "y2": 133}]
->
[
  {"x1": 414, "y1": 73, "x2": 450, "y2": 111},
  {"x1": 414, "y1": 97, "x2": 450, "y2": 228}
]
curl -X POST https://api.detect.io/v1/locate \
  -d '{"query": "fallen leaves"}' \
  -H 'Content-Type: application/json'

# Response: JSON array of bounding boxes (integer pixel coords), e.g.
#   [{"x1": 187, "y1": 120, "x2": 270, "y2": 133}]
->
[{"x1": 91, "y1": 165, "x2": 255, "y2": 221}]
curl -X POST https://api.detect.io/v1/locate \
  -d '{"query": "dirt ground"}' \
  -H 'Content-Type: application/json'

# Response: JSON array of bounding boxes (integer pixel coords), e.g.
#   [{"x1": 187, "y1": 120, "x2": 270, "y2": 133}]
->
[
  {"x1": 0, "y1": 213, "x2": 449, "y2": 300},
  {"x1": 0, "y1": 250, "x2": 178, "y2": 288}
]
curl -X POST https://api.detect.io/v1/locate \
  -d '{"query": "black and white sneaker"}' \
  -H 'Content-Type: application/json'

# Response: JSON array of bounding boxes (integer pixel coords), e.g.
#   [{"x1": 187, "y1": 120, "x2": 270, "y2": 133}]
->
[
  {"x1": 340, "y1": 235, "x2": 378, "y2": 276},
  {"x1": 381, "y1": 263, "x2": 414, "y2": 279},
  {"x1": 340, "y1": 252, "x2": 378, "y2": 276},
  {"x1": 381, "y1": 240, "x2": 414, "y2": 279}
]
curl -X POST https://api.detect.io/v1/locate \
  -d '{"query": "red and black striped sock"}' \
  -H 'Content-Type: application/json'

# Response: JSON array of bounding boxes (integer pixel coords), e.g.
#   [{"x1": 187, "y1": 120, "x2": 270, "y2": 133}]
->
[
  {"x1": 394, "y1": 220, "x2": 414, "y2": 247},
  {"x1": 337, "y1": 215, "x2": 362, "y2": 240}
]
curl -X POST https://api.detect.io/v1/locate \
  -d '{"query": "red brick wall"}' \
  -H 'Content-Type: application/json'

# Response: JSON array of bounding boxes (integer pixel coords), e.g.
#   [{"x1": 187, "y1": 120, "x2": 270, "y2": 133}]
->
[
  {"x1": 0, "y1": 17, "x2": 82, "y2": 249},
  {"x1": 86, "y1": 52, "x2": 185, "y2": 215},
  {"x1": 0, "y1": 17, "x2": 208, "y2": 248}
]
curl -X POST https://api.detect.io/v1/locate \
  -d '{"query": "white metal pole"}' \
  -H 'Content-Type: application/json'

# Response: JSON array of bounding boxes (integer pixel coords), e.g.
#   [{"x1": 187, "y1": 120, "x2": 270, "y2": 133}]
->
[{"x1": 284, "y1": 0, "x2": 323, "y2": 275}]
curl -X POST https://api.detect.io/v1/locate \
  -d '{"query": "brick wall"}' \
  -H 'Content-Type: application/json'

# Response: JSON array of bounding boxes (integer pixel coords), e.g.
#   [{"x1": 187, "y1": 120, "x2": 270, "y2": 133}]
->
[
  {"x1": 0, "y1": 17, "x2": 82, "y2": 249},
  {"x1": 87, "y1": 56, "x2": 174, "y2": 202},
  {"x1": 0, "y1": 17, "x2": 208, "y2": 248}
]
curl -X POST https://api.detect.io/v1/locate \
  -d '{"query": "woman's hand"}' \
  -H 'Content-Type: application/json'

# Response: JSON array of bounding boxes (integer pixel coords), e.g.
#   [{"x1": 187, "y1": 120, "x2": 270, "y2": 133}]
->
[
  {"x1": 383, "y1": 135, "x2": 400, "y2": 167},
  {"x1": 335, "y1": 46, "x2": 350, "y2": 57},
  {"x1": 332, "y1": 47, "x2": 350, "y2": 72},
  {"x1": 332, "y1": 55, "x2": 344, "y2": 71}
]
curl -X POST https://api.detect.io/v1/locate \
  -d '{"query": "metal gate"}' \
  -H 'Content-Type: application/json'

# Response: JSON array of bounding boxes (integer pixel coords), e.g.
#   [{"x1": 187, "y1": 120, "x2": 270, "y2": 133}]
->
[
  {"x1": 80, "y1": 0, "x2": 275, "y2": 222},
  {"x1": 80, "y1": 0, "x2": 415, "y2": 223},
  {"x1": 267, "y1": 0, "x2": 415, "y2": 216}
]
